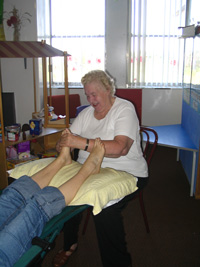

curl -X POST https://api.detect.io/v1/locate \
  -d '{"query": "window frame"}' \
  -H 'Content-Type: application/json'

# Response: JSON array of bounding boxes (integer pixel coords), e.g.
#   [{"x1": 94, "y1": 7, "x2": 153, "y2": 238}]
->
[{"x1": 37, "y1": 0, "x2": 105, "y2": 88}]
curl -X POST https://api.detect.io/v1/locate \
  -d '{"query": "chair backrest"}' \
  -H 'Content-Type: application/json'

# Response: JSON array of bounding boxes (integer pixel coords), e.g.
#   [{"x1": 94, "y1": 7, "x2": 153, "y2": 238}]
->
[
  {"x1": 48, "y1": 94, "x2": 81, "y2": 118},
  {"x1": 140, "y1": 126, "x2": 158, "y2": 166},
  {"x1": 76, "y1": 105, "x2": 90, "y2": 117}
]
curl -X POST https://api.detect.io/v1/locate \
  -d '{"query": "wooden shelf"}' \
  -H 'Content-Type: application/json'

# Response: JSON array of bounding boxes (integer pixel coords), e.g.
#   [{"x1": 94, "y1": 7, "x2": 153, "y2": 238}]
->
[
  {"x1": 0, "y1": 41, "x2": 70, "y2": 189},
  {"x1": 5, "y1": 127, "x2": 64, "y2": 147}
]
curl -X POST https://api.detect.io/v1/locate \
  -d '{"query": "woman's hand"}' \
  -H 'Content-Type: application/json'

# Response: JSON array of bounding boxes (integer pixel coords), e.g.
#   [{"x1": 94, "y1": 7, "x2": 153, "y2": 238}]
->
[
  {"x1": 56, "y1": 128, "x2": 86, "y2": 152},
  {"x1": 56, "y1": 129, "x2": 72, "y2": 152}
]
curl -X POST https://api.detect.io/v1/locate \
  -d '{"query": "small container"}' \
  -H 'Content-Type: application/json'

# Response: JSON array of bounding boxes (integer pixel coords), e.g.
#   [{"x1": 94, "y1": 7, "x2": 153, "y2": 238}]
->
[
  {"x1": 5, "y1": 125, "x2": 21, "y2": 142},
  {"x1": 29, "y1": 119, "x2": 42, "y2": 136}
]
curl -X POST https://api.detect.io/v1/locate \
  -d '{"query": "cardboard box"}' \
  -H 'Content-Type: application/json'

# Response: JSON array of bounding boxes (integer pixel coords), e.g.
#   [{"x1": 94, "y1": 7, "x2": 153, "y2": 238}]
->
[
  {"x1": 17, "y1": 141, "x2": 30, "y2": 159},
  {"x1": 29, "y1": 119, "x2": 42, "y2": 136}
]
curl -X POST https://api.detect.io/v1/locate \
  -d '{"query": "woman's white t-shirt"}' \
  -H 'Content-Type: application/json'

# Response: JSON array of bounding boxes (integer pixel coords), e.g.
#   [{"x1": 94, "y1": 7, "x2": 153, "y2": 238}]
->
[{"x1": 70, "y1": 97, "x2": 148, "y2": 178}]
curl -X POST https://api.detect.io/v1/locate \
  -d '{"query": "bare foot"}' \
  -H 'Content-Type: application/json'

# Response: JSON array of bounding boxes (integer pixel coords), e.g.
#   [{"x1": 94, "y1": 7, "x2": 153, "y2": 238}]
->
[
  {"x1": 61, "y1": 128, "x2": 71, "y2": 136},
  {"x1": 57, "y1": 138, "x2": 105, "y2": 206},
  {"x1": 65, "y1": 128, "x2": 71, "y2": 134},
  {"x1": 58, "y1": 129, "x2": 72, "y2": 166},
  {"x1": 79, "y1": 138, "x2": 105, "y2": 177},
  {"x1": 58, "y1": 146, "x2": 72, "y2": 166}
]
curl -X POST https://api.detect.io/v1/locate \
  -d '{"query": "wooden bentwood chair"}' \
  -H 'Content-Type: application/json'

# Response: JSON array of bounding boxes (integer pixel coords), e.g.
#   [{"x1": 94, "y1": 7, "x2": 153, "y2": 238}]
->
[{"x1": 82, "y1": 126, "x2": 158, "y2": 234}]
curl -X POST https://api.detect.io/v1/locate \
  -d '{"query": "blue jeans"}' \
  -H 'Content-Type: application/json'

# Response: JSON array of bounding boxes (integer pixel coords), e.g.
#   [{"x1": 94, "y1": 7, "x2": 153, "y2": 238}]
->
[{"x1": 0, "y1": 176, "x2": 66, "y2": 267}]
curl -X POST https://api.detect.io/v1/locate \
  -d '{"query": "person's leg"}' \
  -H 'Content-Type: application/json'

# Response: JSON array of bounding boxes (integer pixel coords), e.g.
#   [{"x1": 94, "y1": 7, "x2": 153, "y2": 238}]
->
[
  {"x1": 58, "y1": 137, "x2": 104, "y2": 205},
  {"x1": 0, "y1": 176, "x2": 41, "y2": 230},
  {"x1": 0, "y1": 186, "x2": 65, "y2": 267},
  {"x1": 0, "y1": 138, "x2": 105, "y2": 266},
  {"x1": 93, "y1": 200, "x2": 132, "y2": 267},
  {"x1": 53, "y1": 138, "x2": 105, "y2": 267},
  {"x1": 0, "y1": 132, "x2": 72, "y2": 229},
  {"x1": 93, "y1": 177, "x2": 149, "y2": 267},
  {"x1": 53, "y1": 213, "x2": 82, "y2": 267},
  {"x1": 31, "y1": 131, "x2": 72, "y2": 189},
  {"x1": 63, "y1": 213, "x2": 82, "y2": 252}
]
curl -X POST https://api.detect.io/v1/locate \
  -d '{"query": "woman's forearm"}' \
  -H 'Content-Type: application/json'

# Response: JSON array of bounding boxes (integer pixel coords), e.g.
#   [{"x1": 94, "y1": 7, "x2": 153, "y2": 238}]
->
[
  {"x1": 57, "y1": 134, "x2": 133, "y2": 158},
  {"x1": 83, "y1": 137, "x2": 133, "y2": 158}
]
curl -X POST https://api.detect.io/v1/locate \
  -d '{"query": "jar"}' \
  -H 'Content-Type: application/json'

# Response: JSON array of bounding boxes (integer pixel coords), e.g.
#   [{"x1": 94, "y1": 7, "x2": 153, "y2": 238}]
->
[{"x1": 5, "y1": 125, "x2": 21, "y2": 142}]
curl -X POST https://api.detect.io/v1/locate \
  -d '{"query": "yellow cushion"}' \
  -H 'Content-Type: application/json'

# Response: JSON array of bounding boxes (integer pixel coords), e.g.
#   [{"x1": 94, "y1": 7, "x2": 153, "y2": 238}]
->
[
  {"x1": 8, "y1": 158, "x2": 56, "y2": 178},
  {"x1": 9, "y1": 158, "x2": 138, "y2": 215}
]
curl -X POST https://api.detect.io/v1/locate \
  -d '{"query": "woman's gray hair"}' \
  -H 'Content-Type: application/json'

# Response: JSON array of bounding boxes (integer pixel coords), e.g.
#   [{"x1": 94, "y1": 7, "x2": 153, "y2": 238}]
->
[{"x1": 81, "y1": 70, "x2": 116, "y2": 96}]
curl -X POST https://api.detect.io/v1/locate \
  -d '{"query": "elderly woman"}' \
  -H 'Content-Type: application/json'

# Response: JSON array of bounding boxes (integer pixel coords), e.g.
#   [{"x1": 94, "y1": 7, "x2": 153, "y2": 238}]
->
[
  {"x1": 0, "y1": 138, "x2": 105, "y2": 267},
  {"x1": 54, "y1": 70, "x2": 148, "y2": 267}
]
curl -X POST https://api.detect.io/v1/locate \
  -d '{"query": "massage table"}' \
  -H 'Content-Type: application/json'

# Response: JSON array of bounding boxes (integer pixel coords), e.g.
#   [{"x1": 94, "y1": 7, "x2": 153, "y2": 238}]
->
[
  {"x1": 1, "y1": 157, "x2": 138, "y2": 267},
  {"x1": 14, "y1": 204, "x2": 89, "y2": 266}
]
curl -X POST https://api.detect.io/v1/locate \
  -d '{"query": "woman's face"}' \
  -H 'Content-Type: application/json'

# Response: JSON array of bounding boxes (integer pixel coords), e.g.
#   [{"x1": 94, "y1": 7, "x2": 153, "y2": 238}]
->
[{"x1": 84, "y1": 80, "x2": 111, "y2": 113}]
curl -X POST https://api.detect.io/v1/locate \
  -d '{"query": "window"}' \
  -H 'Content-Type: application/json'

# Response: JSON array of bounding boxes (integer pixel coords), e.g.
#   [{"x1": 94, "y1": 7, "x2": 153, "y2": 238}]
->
[
  {"x1": 129, "y1": 0, "x2": 186, "y2": 88},
  {"x1": 37, "y1": 0, "x2": 105, "y2": 87},
  {"x1": 37, "y1": 0, "x2": 194, "y2": 89},
  {"x1": 189, "y1": 0, "x2": 200, "y2": 25}
]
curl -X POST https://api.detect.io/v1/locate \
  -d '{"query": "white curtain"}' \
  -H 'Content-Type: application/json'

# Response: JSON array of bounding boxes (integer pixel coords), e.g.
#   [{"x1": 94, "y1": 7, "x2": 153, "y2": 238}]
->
[
  {"x1": 130, "y1": 0, "x2": 187, "y2": 88},
  {"x1": 36, "y1": 0, "x2": 50, "y2": 43}
]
